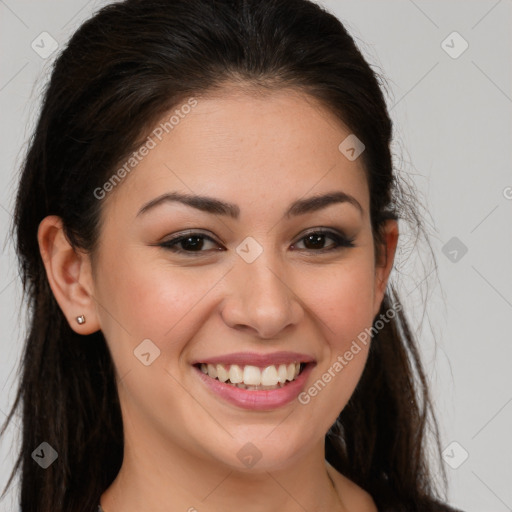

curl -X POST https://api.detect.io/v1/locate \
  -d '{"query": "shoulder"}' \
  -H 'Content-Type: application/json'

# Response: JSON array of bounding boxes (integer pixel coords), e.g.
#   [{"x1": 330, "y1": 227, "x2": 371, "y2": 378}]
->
[
  {"x1": 325, "y1": 462, "x2": 465, "y2": 512},
  {"x1": 379, "y1": 498, "x2": 465, "y2": 512},
  {"x1": 326, "y1": 462, "x2": 378, "y2": 512}
]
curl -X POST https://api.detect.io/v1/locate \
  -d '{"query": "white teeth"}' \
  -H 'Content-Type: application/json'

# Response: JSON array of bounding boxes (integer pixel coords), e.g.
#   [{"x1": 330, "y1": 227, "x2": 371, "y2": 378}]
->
[
  {"x1": 243, "y1": 365, "x2": 261, "y2": 386},
  {"x1": 277, "y1": 364, "x2": 288, "y2": 383},
  {"x1": 261, "y1": 365, "x2": 278, "y2": 386},
  {"x1": 216, "y1": 364, "x2": 229, "y2": 382},
  {"x1": 207, "y1": 364, "x2": 217, "y2": 378},
  {"x1": 200, "y1": 361, "x2": 303, "y2": 388},
  {"x1": 228, "y1": 364, "x2": 243, "y2": 384},
  {"x1": 286, "y1": 363, "x2": 295, "y2": 381}
]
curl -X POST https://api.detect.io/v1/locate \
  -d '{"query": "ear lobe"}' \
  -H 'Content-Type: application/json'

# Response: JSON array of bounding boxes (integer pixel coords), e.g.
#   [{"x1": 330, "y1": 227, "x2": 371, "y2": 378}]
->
[
  {"x1": 372, "y1": 219, "x2": 399, "y2": 317},
  {"x1": 37, "y1": 215, "x2": 100, "y2": 334}
]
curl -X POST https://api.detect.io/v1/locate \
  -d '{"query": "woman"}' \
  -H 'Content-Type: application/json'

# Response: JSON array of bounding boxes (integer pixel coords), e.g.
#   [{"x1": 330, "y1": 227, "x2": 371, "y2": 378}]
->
[{"x1": 1, "y1": 0, "x2": 462, "y2": 511}]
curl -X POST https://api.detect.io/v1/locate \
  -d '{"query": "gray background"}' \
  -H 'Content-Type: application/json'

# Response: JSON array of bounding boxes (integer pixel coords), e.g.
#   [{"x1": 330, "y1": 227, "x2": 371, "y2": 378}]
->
[{"x1": 1, "y1": 1, "x2": 511, "y2": 510}]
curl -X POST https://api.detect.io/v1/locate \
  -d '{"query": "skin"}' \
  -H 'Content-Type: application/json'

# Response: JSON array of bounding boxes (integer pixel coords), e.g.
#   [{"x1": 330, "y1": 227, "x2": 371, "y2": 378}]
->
[{"x1": 38, "y1": 87, "x2": 398, "y2": 512}]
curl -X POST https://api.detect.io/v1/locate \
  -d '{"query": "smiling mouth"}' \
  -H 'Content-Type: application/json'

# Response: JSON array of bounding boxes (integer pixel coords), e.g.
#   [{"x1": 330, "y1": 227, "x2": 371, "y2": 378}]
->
[{"x1": 195, "y1": 362, "x2": 307, "y2": 390}]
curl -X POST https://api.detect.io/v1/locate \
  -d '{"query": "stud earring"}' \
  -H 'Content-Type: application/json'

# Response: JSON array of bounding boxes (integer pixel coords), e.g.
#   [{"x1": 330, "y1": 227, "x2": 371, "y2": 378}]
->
[{"x1": 76, "y1": 315, "x2": 86, "y2": 325}]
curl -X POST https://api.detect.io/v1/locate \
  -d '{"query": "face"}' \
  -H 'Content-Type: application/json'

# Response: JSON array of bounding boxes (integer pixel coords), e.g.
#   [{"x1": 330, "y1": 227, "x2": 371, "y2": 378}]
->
[{"x1": 86, "y1": 88, "x2": 396, "y2": 472}]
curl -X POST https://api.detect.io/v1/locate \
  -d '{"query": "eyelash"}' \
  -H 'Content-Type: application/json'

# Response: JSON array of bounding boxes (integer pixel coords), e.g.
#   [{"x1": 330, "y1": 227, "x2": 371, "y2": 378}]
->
[{"x1": 159, "y1": 229, "x2": 355, "y2": 256}]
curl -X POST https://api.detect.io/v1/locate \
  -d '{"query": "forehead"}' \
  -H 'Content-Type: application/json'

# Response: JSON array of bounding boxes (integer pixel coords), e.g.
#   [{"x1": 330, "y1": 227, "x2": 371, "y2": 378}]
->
[{"x1": 101, "y1": 88, "x2": 369, "y2": 221}]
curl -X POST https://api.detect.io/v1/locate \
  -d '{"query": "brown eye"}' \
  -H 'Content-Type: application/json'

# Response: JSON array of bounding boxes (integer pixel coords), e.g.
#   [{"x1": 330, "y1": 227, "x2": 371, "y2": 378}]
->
[
  {"x1": 291, "y1": 230, "x2": 355, "y2": 252},
  {"x1": 160, "y1": 232, "x2": 224, "y2": 255}
]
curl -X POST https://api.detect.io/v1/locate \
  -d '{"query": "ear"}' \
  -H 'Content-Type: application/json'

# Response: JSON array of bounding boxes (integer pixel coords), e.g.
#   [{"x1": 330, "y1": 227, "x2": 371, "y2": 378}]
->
[
  {"x1": 37, "y1": 215, "x2": 100, "y2": 334},
  {"x1": 372, "y1": 219, "x2": 399, "y2": 317}
]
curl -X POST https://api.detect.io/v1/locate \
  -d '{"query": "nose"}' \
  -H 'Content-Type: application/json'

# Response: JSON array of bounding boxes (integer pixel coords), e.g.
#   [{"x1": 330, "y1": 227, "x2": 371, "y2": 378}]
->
[{"x1": 220, "y1": 252, "x2": 304, "y2": 339}]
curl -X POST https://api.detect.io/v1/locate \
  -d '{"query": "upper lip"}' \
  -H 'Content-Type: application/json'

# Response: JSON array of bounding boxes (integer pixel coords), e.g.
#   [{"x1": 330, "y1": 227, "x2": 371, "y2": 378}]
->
[{"x1": 192, "y1": 351, "x2": 316, "y2": 367}]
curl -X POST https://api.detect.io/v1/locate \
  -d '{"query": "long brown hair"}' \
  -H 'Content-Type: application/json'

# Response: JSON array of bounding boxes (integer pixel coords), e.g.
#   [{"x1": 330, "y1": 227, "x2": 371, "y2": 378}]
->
[{"x1": 3, "y1": 0, "x2": 452, "y2": 510}]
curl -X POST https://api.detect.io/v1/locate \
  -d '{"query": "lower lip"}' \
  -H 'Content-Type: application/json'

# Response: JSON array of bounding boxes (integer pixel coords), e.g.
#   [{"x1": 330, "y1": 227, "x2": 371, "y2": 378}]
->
[{"x1": 194, "y1": 364, "x2": 314, "y2": 411}]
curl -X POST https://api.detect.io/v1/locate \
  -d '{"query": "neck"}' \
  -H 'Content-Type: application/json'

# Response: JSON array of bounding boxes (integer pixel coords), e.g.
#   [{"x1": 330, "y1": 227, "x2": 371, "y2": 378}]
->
[{"x1": 100, "y1": 430, "x2": 345, "y2": 512}]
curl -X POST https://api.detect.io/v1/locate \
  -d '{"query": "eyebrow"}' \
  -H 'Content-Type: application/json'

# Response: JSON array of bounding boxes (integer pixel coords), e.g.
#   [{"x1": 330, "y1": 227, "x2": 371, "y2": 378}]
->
[{"x1": 136, "y1": 190, "x2": 363, "y2": 219}]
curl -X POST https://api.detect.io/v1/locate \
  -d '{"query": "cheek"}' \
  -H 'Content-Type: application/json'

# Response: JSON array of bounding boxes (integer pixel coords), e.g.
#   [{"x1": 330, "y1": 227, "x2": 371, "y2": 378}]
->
[
  {"x1": 94, "y1": 247, "x2": 225, "y2": 361},
  {"x1": 302, "y1": 254, "x2": 376, "y2": 344},
  {"x1": 294, "y1": 255, "x2": 376, "y2": 426}
]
